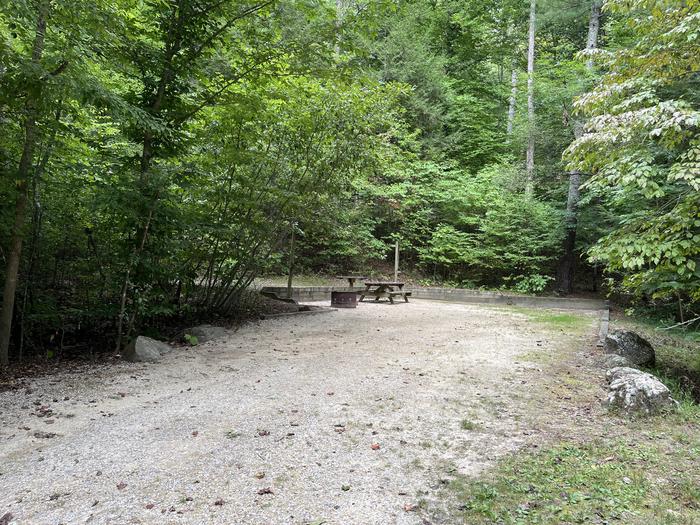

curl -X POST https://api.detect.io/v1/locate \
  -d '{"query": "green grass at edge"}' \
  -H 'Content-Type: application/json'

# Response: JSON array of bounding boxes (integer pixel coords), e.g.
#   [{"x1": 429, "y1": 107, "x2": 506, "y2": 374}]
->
[{"x1": 450, "y1": 440, "x2": 700, "y2": 525}]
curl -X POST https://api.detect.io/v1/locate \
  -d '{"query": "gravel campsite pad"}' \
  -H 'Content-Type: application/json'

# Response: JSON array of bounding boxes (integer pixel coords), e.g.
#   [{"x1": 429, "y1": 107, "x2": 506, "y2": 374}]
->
[{"x1": 0, "y1": 300, "x2": 598, "y2": 524}]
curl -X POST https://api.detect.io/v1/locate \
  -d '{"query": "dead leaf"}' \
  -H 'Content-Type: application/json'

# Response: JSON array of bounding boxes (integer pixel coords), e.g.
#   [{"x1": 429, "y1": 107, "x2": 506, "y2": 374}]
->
[
  {"x1": 371, "y1": 443, "x2": 381, "y2": 450},
  {"x1": 116, "y1": 481, "x2": 127, "y2": 490},
  {"x1": 257, "y1": 429, "x2": 270, "y2": 437},
  {"x1": 214, "y1": 499, "x2": 225, "y2": 506},
  {"x1": 145, "y1": 503, "x2": 155, "y2": 510},
  {"x1": 257, "y1": 487, "x2": 274, "y2": 495},
  {"x1": 254, "y1": 472, "x2": 266, "y2": 479},
  {"x1": 191, "y1": 431, "x2": 199, "y2": 437},
  {"x1": 403, "y1": 503, "x2": 418, "y2": 512},
  {"x1": 0, "y1": 512, "x2": 13, "y2": 525}
]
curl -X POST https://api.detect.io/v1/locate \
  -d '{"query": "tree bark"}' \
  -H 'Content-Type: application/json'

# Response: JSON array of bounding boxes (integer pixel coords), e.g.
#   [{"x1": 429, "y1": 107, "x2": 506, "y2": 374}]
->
[
  {"x1": 507, "y1": 66, "x2": 517, "y2": 135},
  {"x1": 0, "y1": 1, "x2": 49, "y2": 367},
  {"x1": 586, "y1": 0, "x2": 601, "y2": 71},
  {"x1": 525, "y1": 0, "x2": 536, "y2": 194}
]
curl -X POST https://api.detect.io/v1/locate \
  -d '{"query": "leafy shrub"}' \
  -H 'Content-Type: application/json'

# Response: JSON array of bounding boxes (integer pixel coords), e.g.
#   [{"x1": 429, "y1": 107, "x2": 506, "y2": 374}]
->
[{"x1": 505, "y1": 274, "x2": 556, "y2": 295}]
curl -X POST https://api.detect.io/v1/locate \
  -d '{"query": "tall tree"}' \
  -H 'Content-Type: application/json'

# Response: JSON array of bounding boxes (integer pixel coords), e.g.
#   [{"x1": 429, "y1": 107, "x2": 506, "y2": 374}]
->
[
  {"x1": 525, "y1": 0, "x2": 536, "y2": 193},
  {"x1": 0, "y1": 0, "x2": 53, "y2": 367},
  {"x1": 113, "y1": 0, "x2": 278, "y2": 351},
  {"x1": 557, "y1": 0, "x2": 602, "y2": 294}
]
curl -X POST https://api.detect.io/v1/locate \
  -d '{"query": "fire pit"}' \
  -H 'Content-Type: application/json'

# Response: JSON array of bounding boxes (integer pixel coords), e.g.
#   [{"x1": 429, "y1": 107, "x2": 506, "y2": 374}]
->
[{"x1": 330, "y1": 291, "x2": 358, "y2": 309}]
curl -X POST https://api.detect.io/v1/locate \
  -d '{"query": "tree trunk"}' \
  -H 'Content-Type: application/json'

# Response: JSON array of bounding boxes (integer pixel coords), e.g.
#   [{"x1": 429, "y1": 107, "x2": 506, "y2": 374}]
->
[
  {"x1": 557, "y1": 1, "x2": 601, "y2": 294},
  {"x1": 0, "y1": 1, "x2": 49, "y2": 367},
  {"x1": 507, "y1": 66, "x2": 517, "y2": 135},
  {"x1": 525, "y1": 0, "x2": 536, "y2": 194},
  {"x1": 557, "y1": 170, "x2": 580, "y2": 293},
  {"x1": 586, "y1": 0, "x2": 601, "y2": 71},
  {"x1": 286, "y1": 223, "x2": 296, "y2": 299}
]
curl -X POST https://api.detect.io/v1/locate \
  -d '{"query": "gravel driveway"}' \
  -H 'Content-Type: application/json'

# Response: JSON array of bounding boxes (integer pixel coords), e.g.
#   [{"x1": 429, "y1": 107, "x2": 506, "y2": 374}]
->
[{"x1": 0, "y1": 300, "x2": 597, "y2": 524}]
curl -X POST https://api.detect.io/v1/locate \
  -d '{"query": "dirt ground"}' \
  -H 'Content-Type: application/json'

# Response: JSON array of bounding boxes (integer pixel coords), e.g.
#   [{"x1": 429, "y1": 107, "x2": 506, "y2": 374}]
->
[{"x1": 0, "y1": 300, "x2": 600, "y2": 525}]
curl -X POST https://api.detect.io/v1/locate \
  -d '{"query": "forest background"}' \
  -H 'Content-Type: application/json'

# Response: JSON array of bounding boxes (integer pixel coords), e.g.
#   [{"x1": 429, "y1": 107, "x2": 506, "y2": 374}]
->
[{"x1": 0, "y1": 0, "x2": 698, "y2": 365}]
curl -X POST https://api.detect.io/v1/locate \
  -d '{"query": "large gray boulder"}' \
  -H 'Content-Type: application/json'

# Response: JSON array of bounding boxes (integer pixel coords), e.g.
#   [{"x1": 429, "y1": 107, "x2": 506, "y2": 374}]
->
[
  {"x1": 604, "y1": 330, "x2": 655, "y2": 367},
  {"x1": 123, "y1": 336, "x2": 172, "y2": 363},
  {"x1": 187, "y1": 324, "x2": 229, "y2": 343},
  {"x1": 605, "y1": 367, "x2": 678, "y2": 416}
]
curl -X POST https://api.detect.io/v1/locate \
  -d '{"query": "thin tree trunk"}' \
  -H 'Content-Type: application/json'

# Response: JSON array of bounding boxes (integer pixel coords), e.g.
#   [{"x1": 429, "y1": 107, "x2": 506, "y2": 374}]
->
[
  {"x1": 286, "y1": 223, "x2": 296, "y2": 299},
  {"x1": 525, "y1": 0, "x2": 536, "y2": 194},
  {"x1": 0, "y1": 1, "x2": 49, "y2": 367},
  {"x1": 586, "y1": 0, "x2": 601, "y2": 71},
  {"x1": 507, "y1": 66, "x2": 518, "y2": 135}
]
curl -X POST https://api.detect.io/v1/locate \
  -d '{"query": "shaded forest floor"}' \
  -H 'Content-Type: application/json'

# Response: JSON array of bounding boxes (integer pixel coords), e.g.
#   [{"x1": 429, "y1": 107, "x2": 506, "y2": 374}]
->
[{"x1": 0, "y1": 300, "x2": 697, "y2": 524}]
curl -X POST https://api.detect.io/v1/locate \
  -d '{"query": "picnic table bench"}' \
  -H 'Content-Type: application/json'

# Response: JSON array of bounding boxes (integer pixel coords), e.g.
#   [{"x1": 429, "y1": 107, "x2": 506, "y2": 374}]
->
[{"x1": 359, "y1": 281, "x2": 412, "y2": 304}]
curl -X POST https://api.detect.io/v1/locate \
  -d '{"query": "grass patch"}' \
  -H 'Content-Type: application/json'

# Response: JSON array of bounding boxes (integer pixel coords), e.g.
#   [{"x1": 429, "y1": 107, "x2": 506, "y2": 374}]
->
[
  {"x1": 526, "y1": 311, "x2": 592, "y2": 332},
  {"x1": 461, "y1": 419, "x2": 481, "y2": 431},
  {"x1": 505, "y1": 306, "x2": 594, "y2": 333},
  {"x1": 449, "y1": 440, "x2": 700, "y2": 524}
]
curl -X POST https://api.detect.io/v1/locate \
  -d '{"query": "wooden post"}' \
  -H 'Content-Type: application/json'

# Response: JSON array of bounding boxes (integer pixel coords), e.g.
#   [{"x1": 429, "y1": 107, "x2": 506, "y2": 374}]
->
[
  {"x1": 287, "y1": 222, "x2": 296, "y2": 299},
  {"x1": 394, "y1": 240, "x2": 399, "y2": 282}
]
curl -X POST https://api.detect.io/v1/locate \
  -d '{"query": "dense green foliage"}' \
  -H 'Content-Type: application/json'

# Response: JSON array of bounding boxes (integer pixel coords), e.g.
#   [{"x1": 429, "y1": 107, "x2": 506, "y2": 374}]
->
[
  {"x1": 566, "y1": 0, "x2": 700, "y2": 306},
  {"x1": 0, "y1": 0, "x2": 698, "y2": 363}
]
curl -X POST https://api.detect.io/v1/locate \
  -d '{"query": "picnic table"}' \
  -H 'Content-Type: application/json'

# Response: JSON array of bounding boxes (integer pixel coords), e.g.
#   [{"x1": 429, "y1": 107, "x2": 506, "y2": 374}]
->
[
  {"x1": 337, "y1": 275, "x2": 369, "y2": 288},
  {"x1": 359, "y1": 281, "x2": 411, "y2": 304}
]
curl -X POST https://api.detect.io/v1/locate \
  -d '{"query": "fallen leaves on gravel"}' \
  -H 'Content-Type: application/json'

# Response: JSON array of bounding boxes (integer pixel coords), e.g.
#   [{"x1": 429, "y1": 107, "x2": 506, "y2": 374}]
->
[
  {"x1": 214, "y1": 499, "x2": 225, "y2": 506},
  {"x1": 254, "y1": 472, "x2": 265, "y2": 479},
  {"x1": 0, "y1": 512, "x2": 13, "y2": 525},
  {"x1": 191, "y1": 430, "x2": 199, "y2": 437},
  {"x1": 371, "y1": 443, "x2": 381, "y2": 450},
  {"x1": 116, "y1": 481, "x2": 128, "y2": 490},
  {"x1": 257, "y1": 429, "x2": 270, "y2": 436},
  {"x1": 403, "y1": 503, "x2": 418, "y2": 512},
  {"x1": 257, "y1": 487, "x2": 274, "y2": 495},
  {"x1": 145, "y1": 503, "x2": 155, "y2": 510},
  {"x1": 33, "y1": 431, "x2": 57, "y2": 439}
]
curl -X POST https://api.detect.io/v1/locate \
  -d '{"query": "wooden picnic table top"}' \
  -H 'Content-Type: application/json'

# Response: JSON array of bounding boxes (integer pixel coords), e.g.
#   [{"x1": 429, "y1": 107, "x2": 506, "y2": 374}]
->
[
  {"x1": 337, "y1": 275, "x2": 369, "y2": 280},
  {"x1": 363, "y1": 281, "x2": 405, "y2": 287}
]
